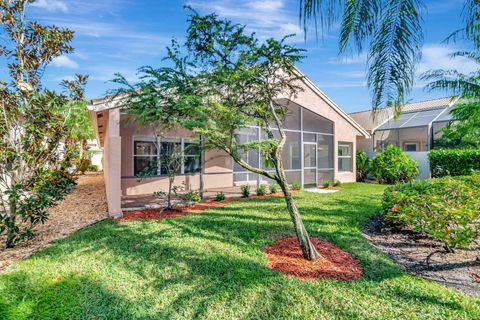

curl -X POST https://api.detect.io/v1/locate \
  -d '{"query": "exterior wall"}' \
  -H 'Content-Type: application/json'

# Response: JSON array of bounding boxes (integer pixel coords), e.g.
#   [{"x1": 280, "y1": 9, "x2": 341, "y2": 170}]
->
[
  {"x1": 119, "y1": 115, "x2": 233, "y2": 196},
  {"x1": 103, "y1": 109, "x2": 122, "y2": 216}
]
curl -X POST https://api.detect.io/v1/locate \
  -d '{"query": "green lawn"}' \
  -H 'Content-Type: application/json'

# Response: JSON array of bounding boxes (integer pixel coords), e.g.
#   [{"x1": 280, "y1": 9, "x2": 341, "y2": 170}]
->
[{"x1": 0, "y1": 183, "x2": 479, "y2": 319}]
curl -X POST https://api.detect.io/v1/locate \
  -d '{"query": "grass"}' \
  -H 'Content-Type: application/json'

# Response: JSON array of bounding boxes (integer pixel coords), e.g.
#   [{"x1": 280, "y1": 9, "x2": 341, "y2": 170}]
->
[{"x1": 0, "y1": 183, "x2": 479, "y2": 319}]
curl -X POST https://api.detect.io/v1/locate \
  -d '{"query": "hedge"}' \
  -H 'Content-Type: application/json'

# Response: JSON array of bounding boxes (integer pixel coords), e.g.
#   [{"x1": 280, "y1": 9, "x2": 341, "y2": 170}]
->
[{"x1": 429, "y1": 149, "x2": 480, "y2": 177}]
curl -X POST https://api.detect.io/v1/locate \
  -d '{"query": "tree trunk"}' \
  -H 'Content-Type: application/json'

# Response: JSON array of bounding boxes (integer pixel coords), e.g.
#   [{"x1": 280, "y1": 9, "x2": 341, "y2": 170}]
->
[
  {"x1": 6, "y1": 200, "x2": 17, "y2": 248},
  {"x1": 199, "y1": 135, "x2": 205, "y2": 199},
  {"x1": 167, "y1": 175, "x2": 173, "y2": 209},
  {"x1": 277, "y1": 177, "x2": 322, "y2": 261}
]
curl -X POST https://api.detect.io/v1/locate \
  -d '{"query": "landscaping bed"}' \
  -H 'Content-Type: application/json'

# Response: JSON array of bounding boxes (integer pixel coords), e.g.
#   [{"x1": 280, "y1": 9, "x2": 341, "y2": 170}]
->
[
  {"x1": 0, "y1": 173, "x2": 108, "y2": 272},
  {"x1": 363, "y1": 215, "x2": 480, "y2": 297}
]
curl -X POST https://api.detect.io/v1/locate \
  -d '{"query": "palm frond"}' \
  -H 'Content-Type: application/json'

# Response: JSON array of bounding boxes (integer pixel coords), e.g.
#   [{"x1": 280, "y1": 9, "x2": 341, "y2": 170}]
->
[
  {"x1": 367, "y1": 0, "x2": 424, "y2": 111},
  {"x1": 299, "y1": 0, "x2": 344, "y2": 38}
]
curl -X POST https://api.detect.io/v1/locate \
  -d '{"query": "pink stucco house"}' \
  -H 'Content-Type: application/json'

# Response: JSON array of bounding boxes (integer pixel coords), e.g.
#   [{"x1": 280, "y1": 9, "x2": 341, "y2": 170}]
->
[{"x1": 88, "y1": 70, "x2": 369, "y2": 217}]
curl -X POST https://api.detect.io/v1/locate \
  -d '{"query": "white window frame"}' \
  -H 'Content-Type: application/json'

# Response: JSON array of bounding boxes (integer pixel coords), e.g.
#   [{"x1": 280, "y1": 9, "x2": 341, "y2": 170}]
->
[{"x1": 338, "y1": 142, "x2": 353, "y2": 172}]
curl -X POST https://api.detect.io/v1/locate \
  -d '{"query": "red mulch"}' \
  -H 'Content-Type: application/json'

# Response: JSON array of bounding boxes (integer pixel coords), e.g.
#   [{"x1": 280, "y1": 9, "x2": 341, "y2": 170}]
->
[
  {"x1": 264, "y1": 236, "x2": 363, "y2": 281},
  {"x1": 118, "y1": 201, "x2": 229, "y2": 221},
  {"x1": 118, "y1": 193, "x2": 285, "y2": 222}
]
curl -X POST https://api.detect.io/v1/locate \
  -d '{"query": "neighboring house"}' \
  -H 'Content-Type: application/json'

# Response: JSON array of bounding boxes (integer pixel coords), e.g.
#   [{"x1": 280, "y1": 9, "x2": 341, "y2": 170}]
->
[
  {"x1": 87, "y1": 139, "x2": 103, "y2": 171},
  {"x1": 88, "y1": 70, "x2": 369, "y2": 217},
  {"x1": 350, "y1": 97, "x2": 458, "y2": 179}
]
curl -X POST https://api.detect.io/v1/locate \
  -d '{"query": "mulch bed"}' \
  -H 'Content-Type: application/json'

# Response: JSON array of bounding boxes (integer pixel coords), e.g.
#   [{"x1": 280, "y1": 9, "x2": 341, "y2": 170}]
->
[
  {"x1": 264, "y1": 236, "x2": 363, "y2": 281},
  {"x1": 0, "y1": 173, "x2": 109, "y2": 272},
  {"x1": 363, "y1": 215, "x2": 480, "y2": 297},
  {"x1": 119, "y1": 193, "x2": 285, "y2": 222}
]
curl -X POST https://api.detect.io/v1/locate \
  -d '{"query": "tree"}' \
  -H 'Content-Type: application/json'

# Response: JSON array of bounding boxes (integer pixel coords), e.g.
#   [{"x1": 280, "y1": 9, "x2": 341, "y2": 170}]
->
[
  {"x1": 422, "y1": 51, "x2": 480, "y2": 149},
  {"x1": 299, "y1": 0, "x2": 480, "y2": 112},
  {"x1": 0, "y1": 0, "x2": 86, "y2": 247},
  {"x1": 114, "y1": 11, "x2": 322, "y2": 260}
]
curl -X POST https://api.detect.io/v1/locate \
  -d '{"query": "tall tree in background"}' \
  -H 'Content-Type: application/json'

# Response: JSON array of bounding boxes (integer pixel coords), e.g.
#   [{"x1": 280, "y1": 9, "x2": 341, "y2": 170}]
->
[
  {"x1": 114, "y1": 11, "x2": 322, "y2": 260},
  {"x1": 299, "y1": 0, "x2": 480, "y2": 112},
  {"x1": 0, "y1": 0, "x2": 87, "y2": 247}
]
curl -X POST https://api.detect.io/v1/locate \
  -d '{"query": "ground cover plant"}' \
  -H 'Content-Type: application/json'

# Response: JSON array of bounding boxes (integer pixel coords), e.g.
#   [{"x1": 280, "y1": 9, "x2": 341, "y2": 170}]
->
[
  {"x1": 0, "y1": 183, "x2": 479, "y2": 319},
  {"x1": 383, "y1": 173, "x2": 480, "y2": 252}
]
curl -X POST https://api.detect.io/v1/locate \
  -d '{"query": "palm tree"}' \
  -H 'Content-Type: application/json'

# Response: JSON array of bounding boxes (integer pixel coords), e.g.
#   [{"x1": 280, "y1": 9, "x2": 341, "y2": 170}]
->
[
  {"x1": 299, "y1": 0, "x2": 480, "y2": 112},
  {"x1": 421, "y1": 51, "x2": 480, "y2": 148}
]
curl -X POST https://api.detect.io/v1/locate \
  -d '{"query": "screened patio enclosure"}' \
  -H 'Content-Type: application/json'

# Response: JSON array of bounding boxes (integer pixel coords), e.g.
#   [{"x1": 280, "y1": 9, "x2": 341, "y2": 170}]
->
[
  {"x1": 373, "y1": 106, "x2": 453, "y2": 152},
  {"x1": 233, "y1": 100, "x2": 335, "y2": 187}
]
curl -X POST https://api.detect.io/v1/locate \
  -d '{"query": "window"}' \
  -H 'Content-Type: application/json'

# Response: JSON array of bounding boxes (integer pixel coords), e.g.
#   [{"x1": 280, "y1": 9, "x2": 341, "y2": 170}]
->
[
  {"x1": 184, "y1": 141, "x2": 201, "y2": 173},
  {"x1": 404, "y1": 142, "x2": 418, "y2": 152},
  {"x1": 133, "y1": 138, "x2": 201, "y2": 176},
  {"x1": 134, "y1": 141, "x2": 158, "y2": 176},
  {"x1": 338, "y1": 142, "x2": 353, "y2": 172}
]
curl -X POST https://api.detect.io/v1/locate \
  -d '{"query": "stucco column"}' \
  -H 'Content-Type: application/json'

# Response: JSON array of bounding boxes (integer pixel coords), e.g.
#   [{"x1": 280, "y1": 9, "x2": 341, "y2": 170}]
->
[{"x1": 105, "y1": 108, "x2": 122, "y2": 217}]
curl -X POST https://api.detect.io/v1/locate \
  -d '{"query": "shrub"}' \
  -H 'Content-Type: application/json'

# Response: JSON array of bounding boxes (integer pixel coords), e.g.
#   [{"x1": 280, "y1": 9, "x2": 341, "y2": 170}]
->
[
  {"x1": 256, "y1": 185, "x2": 267, "y2": 196},
  {"x1": 269, "y1": 184, "x2": 279, "y2": 194},
  {"x1": 382, "y1": 173, "x2": 480, "y2": 252},
  {"x1": 371, "y1": 145, "x2": 419, "y2": 184},
  {"x1": 429, "y1": 149, "x2": 480, "y2": 177},
  {"x1": 333, "y1": 180, "x2": 342, "y2": 187},
  {"x1": 76, "y1": 158, "x2": 91, "y2": 174},
  {"x1": 87, "y1": 164, "x2": 99, "y2": 172},
  {"x1": 214, "y1": 192, "x2": 226, "y2": 201},
  {"x1": 322, "y1": 180, "x2": 331, "y2": 188},
  {"x1": 356, "y1": 149, "x2": 370, "y2": 182},
  {"x1": 291, "y1": 181, "x2": 302, "y2": 191},
  {"x1": 184, "y1": 191, "x2": 201, "y2": 203},
  {"x1": 241, "y1": 185, "x2": 250, "y2": 198}
]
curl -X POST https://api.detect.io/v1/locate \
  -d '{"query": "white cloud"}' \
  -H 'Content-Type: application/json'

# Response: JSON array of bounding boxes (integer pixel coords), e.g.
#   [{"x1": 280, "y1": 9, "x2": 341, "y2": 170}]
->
[
  {"x1": 31, "y1": 0, "x2": 68, "y2": 13},
  {"x1": 51, "y1": 56, "x2": 79, "y2": 69},
  {"x1": 416, "y1": 44, "x2": 478, "y2": 75},
  {"x1": 316, "y1": 81, "x2": 367, "y2": 88},
  {"x1": 328, "y1": 53, "x2": 368, "y2": 65},
  {"x1": 187, "y1": 0, "x2": 307, "y2": 42}
]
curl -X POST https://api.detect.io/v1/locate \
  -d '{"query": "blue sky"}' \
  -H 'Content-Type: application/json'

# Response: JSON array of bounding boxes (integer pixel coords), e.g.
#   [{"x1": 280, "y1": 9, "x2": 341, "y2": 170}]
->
[{"x1": 17, "y1": 0, "x2": 474, "y2": 112}]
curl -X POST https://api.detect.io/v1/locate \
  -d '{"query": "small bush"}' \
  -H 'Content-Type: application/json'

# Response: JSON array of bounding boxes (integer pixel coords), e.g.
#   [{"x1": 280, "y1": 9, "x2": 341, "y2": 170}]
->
[
  {"x1": 241, "y1": 185, "x2": 250, "y2": 198},
  {"x1": 429, "y1": 149, "x2": 480, "y2": 177},
  {"x1": 184, "y1": 191, "x2": 201, "y2": 203},
  {"x1": 371, "y1": 145, "x2": 419, "y2": 184},
  {"x1": 87, "y1": 164, "x2": 99, "y2": 172},
  {"x1": 214, "y1": 192, "x2": 226, "y2": 201},
  {"x1": 76, "y1": 158, "x2": 91, "y2": 174},
  {"x1": 322, "y1": 180, "x2": 331, "y2": 188},
  {"x1": 333, "y1": 180, "x2": 342, "y2": 187},
  {"x1": 291, "y1": 181, "x2": 302, "y2": 191},
  {"x1": 256, "y1": 185, "x2": 267, "y2": 196},
  {"x1": 382, "y1": 173, "x2": 480, "y2": 252},
  {"x1": 356, "y1": 149, "x2": 370, "y2": 182},
  {"x1": 269, "y1": 184, "x2": 279, "y2": 194},
  {"x1": 153, "y1": 191, "x2": 166, "y2": 198}
]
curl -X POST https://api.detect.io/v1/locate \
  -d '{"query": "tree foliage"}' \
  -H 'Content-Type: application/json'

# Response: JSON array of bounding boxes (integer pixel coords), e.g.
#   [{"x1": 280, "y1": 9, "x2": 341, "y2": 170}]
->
[
  {"x1": 113, "y1": 10, "x2": 322, "y2": 260},
  {"x1": 0, "y1": 0, "x2": 87, "y2": 247}
]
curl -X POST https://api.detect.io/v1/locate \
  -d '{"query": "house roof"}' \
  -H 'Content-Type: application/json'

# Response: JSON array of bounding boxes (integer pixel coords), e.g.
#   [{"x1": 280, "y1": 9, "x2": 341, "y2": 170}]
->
[
  {"x1": 88, "y1": 67, "x2": 370, "y2": 139},
  {"x1": 349, "y1": 97, "x2": 458, "y2": 132}
]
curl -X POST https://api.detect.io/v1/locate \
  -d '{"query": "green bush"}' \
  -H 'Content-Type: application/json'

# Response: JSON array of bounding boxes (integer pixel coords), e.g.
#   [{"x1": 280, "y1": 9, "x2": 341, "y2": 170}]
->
[
  {"x1": 291, "y1": 181, "x2": 302, "y2": 191},
  {"x1": 333, "y1": 180, "x2": 342, "y2": 187},
  {"x1": 371, "y1": 145, "x2": 419, "y2": 184},
  {"x1": 256, "y1": 185, "x2": 267, "y2": 196},
  {"x1": 269, "y1": 184, "x2": 279, "y2": 194},
  {"x1": 184, "y1": 191, "x2": 201, "y2": 203},
  {"x1": 356, "y1": 149, "x2": 370, "y2": 182},
  {"x1": 214, "y1": 192, "x2": 226, "y2": 201},
  {"x1": 241, "y1": 185, "x2": 250, "y2": 198},
  {"x1": 429, "y1": 149, "x2": 480, "y2": 177},
  {"x1": 76, "y1": 158, "x2": 91, "y2": 174},
  {"x1": 382, "y1": 173, "x2": 480, "y2": 252},
  {"x1": 87, "y1": 164, "x2": 99, "y2": 172},
  {"x1": 322, "y1": 180, "x2": 331, "y2": 188}
]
